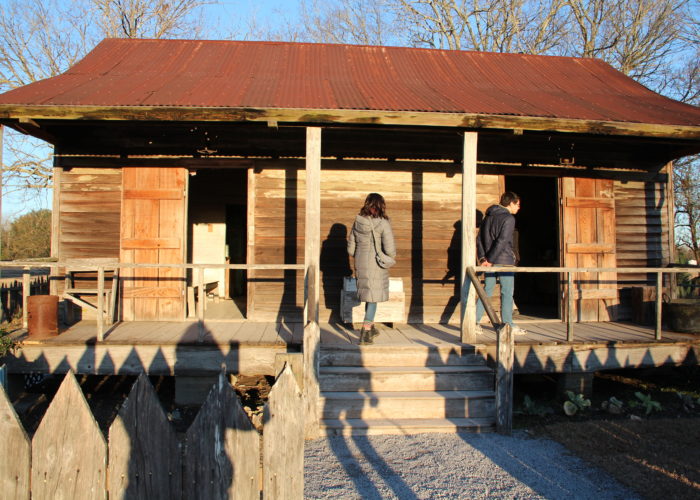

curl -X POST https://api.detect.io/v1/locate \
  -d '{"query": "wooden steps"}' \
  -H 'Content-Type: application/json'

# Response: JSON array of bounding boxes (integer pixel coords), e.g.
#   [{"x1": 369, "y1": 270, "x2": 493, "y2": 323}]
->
[{"x1": 319, "y1": 344, "x2": 496, "y2": 435}]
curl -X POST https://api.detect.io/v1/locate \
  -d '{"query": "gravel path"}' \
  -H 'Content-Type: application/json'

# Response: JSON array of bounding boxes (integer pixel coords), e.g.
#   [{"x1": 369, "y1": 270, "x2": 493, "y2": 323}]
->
[{"x1": 304, "y1": 431, "x2": 638, "y2": 499}]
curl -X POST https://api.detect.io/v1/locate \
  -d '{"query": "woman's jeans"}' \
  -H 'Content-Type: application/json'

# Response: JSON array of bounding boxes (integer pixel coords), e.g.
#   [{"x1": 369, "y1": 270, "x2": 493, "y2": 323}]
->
[
  {"x1": 475, "y1": 270, "x2": 515, "y2": 327},
  {"x1": 364, "y1": 302, "x2": 377, "y2": 322}
]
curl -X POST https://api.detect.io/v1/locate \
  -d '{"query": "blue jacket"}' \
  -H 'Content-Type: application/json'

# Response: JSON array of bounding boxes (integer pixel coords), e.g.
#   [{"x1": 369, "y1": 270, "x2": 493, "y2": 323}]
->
[{"x1": 477, "y1": 204, "x2": 517, "y2": 265}]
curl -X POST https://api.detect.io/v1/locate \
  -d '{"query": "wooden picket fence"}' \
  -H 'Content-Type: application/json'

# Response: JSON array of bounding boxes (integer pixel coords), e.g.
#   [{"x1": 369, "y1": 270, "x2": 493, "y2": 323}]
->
[
  {"x1": 0, "y1": 275, "x2": 49, "y2": 323},
  {"x1": 0, "y1": 364, "x2": 304, "y2": 500}
]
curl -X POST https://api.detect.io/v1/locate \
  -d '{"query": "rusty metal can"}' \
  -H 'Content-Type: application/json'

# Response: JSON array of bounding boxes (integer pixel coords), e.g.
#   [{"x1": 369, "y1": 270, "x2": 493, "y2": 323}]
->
[{"x1": 27, "y1": 295, "x2": 59, "y2": 338}]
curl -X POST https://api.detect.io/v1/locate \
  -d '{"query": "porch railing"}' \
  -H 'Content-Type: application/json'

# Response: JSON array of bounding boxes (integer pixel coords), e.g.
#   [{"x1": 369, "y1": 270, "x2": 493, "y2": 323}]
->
[
  {"x1": 0, "y1": 261, "x2": 306, "y2": 341},
  {"x1": 467, "y1": 264, "x2": 698, "y2": 435}
]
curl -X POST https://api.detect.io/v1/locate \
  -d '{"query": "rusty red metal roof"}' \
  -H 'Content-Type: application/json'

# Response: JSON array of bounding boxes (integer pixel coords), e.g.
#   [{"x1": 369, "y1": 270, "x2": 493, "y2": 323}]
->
[{"x1": 1, "y1": 38, "x2": 699, "y2": 127}]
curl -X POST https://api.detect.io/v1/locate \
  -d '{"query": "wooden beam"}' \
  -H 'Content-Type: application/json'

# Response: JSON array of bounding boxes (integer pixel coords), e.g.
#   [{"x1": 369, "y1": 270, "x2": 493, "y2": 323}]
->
[
  {"x1": 55, "y1": 156, "x2": 254, "y2": 169},
  {"x1": 461, "y1": 132, "x2": 478, "y2": 343},
  {"x1": 303, "y1": 126, "x2": 321, "y2": 439},
  {"x1": 2, "y1": 105, "x2": 699, "y2": 139}
]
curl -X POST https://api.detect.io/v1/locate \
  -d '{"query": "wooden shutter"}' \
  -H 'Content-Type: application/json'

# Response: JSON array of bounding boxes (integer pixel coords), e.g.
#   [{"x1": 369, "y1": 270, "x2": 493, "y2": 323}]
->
[
  {"x1": 120, "y1": 167, "x2": 186, "y2": 321},
  {"x1": 562, "y1": 178, "x2": 618, "y2": 321}
]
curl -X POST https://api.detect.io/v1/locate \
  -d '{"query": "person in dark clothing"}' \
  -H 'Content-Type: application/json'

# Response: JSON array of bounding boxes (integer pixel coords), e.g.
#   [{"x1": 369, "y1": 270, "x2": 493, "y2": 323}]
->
[{"x1": 475, "y1": 191, "x2": 527, "y2": 335}]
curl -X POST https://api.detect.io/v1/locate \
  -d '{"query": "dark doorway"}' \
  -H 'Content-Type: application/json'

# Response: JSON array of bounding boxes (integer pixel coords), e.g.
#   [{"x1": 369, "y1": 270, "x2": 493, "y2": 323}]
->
[
  {"x1": 187, "y1": 168, "x2": 248, "y2": 319},
  {"x1": 505, "y1": 176, "x2": 559, "y2": 319}
]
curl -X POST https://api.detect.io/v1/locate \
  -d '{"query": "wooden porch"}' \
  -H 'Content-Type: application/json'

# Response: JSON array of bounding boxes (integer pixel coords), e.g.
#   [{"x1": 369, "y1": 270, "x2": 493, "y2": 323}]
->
[{"x1": 6, "y1": 319, "x2": 698, "y2": 376}]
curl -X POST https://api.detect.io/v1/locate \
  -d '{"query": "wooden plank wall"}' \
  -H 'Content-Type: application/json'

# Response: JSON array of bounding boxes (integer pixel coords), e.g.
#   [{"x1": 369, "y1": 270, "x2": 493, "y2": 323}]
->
[
  {"x1": 250, "y1": 160, "x2": 500, "y2": 323},
  {"x1": 59, "y1": 168, "x2": 122, "y2": 259},
  {"x1": 614, "y1": 178, "x2": 671, "y2": 319}
]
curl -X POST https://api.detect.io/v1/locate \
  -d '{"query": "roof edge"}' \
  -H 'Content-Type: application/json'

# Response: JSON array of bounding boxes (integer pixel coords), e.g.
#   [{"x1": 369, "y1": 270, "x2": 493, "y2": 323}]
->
[{"x1": 1, "y1": 105, "x2": 699, "y2": 140}]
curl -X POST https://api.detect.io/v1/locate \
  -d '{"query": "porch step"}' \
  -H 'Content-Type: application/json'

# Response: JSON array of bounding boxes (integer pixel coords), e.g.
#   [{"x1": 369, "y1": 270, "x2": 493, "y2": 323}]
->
[
  {"x1": 319, "y1": 390, "x2": 495, "y2": 420},
  {"x1": 319, "y1": 365, "x2": 493, "y2": 392},
  {"x1": 318, "y1": 344, "x2": 496, "y2": 435},
  {"x1": 320, "y1": 345, "x2": 484, "y2": 367},
  {"x1": 321, "y1": 417, "x2": 495, "y2": 436}
]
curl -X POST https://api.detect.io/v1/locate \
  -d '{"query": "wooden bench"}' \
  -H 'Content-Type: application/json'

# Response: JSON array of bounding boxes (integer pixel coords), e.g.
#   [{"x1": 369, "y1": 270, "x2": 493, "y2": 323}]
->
[
  {"x1": 61, "y1": 258, "x2": 119, "y2": 324},
  {"x1": 340, "y1": 277, "x2": 406, "y2": 324}
]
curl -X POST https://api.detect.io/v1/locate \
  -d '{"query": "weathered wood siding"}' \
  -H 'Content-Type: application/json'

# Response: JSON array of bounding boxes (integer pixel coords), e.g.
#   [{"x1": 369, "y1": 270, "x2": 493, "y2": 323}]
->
[
  {"x1": 614, "y1": 177, "x2": 672, "y2": 319},
  {"x1": 58, "y1": 168, "x2": 122, "y2": 259},
  {"x1": 249, "y1": 161, "x2": 499, "y2": 323}
]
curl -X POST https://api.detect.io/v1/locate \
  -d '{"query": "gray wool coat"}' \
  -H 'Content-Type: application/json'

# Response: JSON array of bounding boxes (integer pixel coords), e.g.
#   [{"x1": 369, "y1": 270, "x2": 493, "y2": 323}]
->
[{"x1": 347, "y1": 215, "x2": 396, "y2": 303}]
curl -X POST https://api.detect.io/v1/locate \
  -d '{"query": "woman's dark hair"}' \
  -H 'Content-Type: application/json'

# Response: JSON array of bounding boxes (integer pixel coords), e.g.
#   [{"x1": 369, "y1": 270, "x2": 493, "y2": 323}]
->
[{"x1": 360, "y1": 193, "x2": 388, "y2": 219}]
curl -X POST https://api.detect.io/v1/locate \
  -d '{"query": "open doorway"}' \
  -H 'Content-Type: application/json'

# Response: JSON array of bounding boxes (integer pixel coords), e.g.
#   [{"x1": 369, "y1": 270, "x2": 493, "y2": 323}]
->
[
  {"x1": 505, "y1": 176, "x2": 559, "y2": 319},
  {"x1": 187, "y1": 168, "x2": 248, "y2": 319}
]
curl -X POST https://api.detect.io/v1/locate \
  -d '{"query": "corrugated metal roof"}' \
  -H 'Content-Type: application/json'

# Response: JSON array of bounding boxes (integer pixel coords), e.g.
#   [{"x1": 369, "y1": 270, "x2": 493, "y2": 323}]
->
[{"x1": 1, "y1": 38, "x2": 699, "y2": 126}]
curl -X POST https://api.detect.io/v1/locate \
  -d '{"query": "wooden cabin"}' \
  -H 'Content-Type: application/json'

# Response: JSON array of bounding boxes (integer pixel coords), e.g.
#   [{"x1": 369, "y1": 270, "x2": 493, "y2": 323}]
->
[
  {"x1": 1, "y1": 39, "x2": 698, "y2": 329},
  {"x1": 2, "y1": 39, "x2": 699, "y2": 435}
]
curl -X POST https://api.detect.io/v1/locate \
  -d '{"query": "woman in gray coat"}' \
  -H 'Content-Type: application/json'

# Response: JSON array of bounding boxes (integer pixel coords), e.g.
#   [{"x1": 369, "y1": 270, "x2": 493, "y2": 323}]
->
[{"x1": 348, "y1": 193, "x2": 396, "y2": 344}]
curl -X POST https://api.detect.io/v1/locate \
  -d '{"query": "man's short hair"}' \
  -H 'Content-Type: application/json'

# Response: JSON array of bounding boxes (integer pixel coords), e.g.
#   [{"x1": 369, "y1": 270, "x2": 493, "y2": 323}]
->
[{"x1": 500, "y1": 191, "x2": 520, "y2": 207}]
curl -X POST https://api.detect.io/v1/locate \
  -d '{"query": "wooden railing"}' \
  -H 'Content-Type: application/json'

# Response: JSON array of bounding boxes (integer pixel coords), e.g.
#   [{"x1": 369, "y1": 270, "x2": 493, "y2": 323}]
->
[
  {"x1": 0, "y1": 364, "x2": 303, "y2": 499},
  {"x1": 0, "y1": 261, "x2": 306, "y2": 341},
  {"x1": 467, "y1": 264, "x2": 698, "y2": 435}
]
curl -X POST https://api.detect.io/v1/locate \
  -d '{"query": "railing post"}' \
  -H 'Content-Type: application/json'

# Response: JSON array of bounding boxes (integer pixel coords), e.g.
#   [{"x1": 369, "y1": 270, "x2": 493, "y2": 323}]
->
[
  {"x1": 495, "y1": 323, "x2": 513, "y2": 435},
  {"x1": 96, "y1": 266, "x2": 105, "y2": 341},
  {"x1": 22, "y1": 267, "x2": 30, "y2": 329},
  {"x1": 197, "y1": 267, "x2": 205, "y2": 323},
  {"x1": 655, "y1": 271, "x2": 662, "y2": 340},
  {"x1": 567, "y1": 271, "x2": 574, "y2": 342}
]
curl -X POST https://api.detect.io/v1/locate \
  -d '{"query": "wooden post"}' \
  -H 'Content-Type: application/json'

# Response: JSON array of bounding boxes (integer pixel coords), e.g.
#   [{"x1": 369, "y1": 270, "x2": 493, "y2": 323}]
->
[
  {"x1": 460, "y1": 132, "x2": 478, "y2": 343},
  {"x1": 304, "y1": 127, "x2": 321, "y2": 325},
  {"x1": 97, "y1": 266, "x2": 104, "y2": 341},
  {"x1": 50, "y1": 166, "x2": 61, "y2": 296},
  {"x1": 567, "y1": 271, "x2": 574, "y2": 341},
  {"x1": 303, "y1": 126, "x2": 321, "y2": 439},
  {"x1": 22, "y1": 267, "x2": 30, "y2": 329},
  {"x1": 197, "y1": 267, "x2": 204, "y2": 322},
  {"x1": 655, "y1": 271, "x2": 663, "y2": 340},
  {"x1": 495, "y1": 323, "x2": 514, "y2": 435}
]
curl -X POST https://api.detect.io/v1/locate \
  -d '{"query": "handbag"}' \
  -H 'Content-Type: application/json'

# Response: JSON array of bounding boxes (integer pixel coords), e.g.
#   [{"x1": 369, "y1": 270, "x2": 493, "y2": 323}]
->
[{"x1": 371, "y1": 224, "x2": 396, "y2": 269}]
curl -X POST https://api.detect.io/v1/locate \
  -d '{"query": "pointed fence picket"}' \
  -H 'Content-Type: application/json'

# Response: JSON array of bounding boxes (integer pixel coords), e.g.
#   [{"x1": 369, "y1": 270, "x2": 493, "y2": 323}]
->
[
  {"x1": 31, "y1": 371, "x2": 108, "y2": 499},
  {"x1": 0, "y1": 385, "x2": 30, "y2": 500},
  {"x1": 108, "y1": 373, "x2": 181, "y2": 498},
  {"x1": 184, "y1": 370, "x2": 260, "y2": 500},
  {"x1": 263, "y1": 363, "x2": 304, "y2": 499},
  {"x1": 0, "y1": 366, "x2": 304, "y2": 499}
]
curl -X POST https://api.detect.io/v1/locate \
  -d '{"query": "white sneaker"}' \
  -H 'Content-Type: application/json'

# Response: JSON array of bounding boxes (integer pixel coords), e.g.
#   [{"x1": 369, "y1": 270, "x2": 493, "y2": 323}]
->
[{"x1": 510, "y1": 326, "x2": 528, "y2": 336}]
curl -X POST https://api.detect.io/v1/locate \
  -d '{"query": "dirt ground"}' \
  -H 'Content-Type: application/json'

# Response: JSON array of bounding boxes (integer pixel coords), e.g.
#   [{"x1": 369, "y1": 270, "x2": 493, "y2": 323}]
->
[{"x1": 514, "y1": 366, "x2": 700, "y2": 500}]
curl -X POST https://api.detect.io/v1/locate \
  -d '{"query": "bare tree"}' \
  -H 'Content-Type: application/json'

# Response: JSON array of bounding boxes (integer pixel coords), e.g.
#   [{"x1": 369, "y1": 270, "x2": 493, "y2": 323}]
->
[
  {"x1": 298, "y1": 0, "x2": 398, "y2": 45},
  {"x1": 674, "y1": 156, "x2": 700, "y2": 262},
  {"x1": 93, "y1": 0, "x2": 211, "y2": 39},
  {"x1": 389, "y1": 0, "x2": 568, "y2": 53},
  {"x1": 564, "y1": 0, "x2": 690, "y2": 85}
]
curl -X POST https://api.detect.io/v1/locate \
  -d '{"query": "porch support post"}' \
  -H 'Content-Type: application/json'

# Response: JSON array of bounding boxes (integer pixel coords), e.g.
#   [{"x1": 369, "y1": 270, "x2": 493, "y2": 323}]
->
[
  {"x1": 460, "y1": 132, "x2": 478, "y2": 343},
  {"x1": 303, "y1": 126, "x2": 321, "y2": 438}
]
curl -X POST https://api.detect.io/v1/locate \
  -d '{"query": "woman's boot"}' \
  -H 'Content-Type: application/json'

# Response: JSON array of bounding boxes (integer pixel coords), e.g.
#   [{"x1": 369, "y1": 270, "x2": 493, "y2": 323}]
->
[
  {"x1": 369, "y1": 325, "x2": 380, "y2": 339},
  {"x1": 359, "y1": 326, "x2": 373, "y2": 345}
]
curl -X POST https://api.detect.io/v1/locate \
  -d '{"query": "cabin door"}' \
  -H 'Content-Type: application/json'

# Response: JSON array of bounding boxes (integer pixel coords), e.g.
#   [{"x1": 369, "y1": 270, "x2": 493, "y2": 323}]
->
[
  {"x1": 561, "y1": 178, "x2": 618, "y2": 321},
  {"x1": 120, "y1": 167, "x2": 187, "y2": 321}
]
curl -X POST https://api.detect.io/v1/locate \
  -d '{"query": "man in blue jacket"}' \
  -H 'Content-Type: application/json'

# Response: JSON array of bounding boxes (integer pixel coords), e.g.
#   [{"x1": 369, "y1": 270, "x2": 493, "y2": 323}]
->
[{"x1": 475, "y1": 192, "x2": 527, "y2": 335}]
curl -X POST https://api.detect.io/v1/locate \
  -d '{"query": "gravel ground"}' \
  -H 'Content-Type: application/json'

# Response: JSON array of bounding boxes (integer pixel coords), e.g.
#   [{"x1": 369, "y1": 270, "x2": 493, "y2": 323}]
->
[{"x1": 304, "y1": 431, "x2": 638, "y2": 499}]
